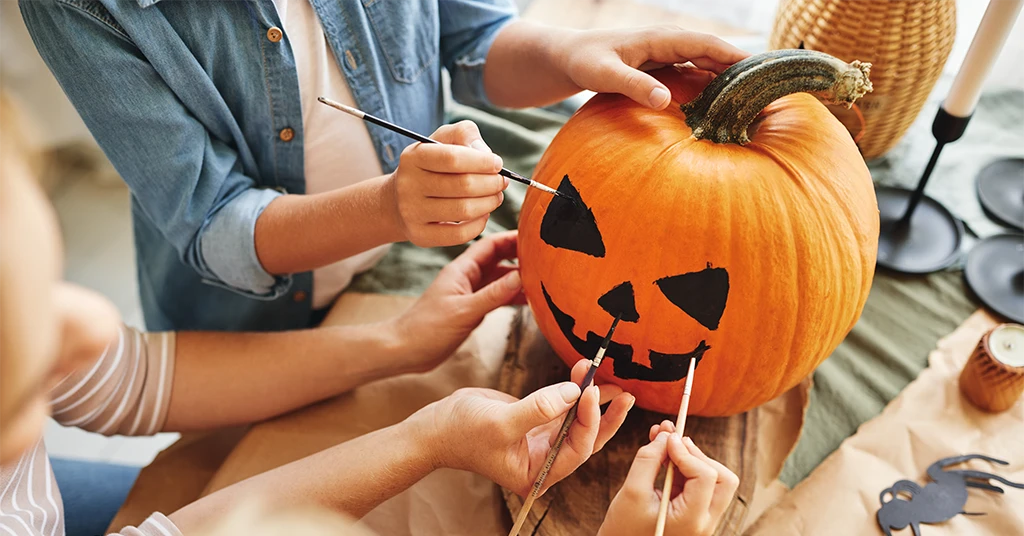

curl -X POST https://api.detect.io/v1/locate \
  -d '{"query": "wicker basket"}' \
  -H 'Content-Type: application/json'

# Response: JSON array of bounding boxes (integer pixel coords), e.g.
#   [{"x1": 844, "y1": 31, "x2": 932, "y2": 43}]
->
[{"x1": 770, "y1": 0, "x2": 956, "y2": 160}]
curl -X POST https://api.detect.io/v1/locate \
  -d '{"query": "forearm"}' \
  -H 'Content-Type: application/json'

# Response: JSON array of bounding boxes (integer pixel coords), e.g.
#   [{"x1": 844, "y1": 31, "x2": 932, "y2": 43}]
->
[
  {"x1": 254, "y1": 174, "x2": 404, "y2": 275},
  {"x1": 484, "y1": 21, "x2": 582, "y2": 108},
  {"x1": 168, "y1": 420, "x2": 436, "y2": 529},
  {"x1": 163, "y1": 322, "x2": 407, "y2": 431}
]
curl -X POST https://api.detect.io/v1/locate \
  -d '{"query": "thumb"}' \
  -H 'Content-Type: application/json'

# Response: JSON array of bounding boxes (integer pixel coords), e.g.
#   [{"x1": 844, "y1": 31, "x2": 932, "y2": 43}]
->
[
  {"x1": 600, "y1": 62, "x2": 671, "y2": 110},
  {"x1": 465, "y1": 269, "x2": 522, "y2": 317},
  {"x1": 507, "y1": 381, "x2": 580, "y2": 432}
]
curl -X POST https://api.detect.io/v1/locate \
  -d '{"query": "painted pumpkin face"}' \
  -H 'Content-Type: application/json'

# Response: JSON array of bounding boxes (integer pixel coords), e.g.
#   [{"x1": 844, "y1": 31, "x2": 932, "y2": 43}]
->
[{"x1": 518, "y1": 65, "x2": 877, "y2": 417}]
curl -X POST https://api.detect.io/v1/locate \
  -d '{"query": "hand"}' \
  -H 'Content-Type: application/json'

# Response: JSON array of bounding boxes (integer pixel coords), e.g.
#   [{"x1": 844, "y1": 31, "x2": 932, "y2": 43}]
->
[
  {"x1": 387, "y1": 120, "x2": 508, "y2": 247},
  {"x1": 388, "y1": 231, "x2": 524, "y2": 374},
  {"x1": 556, "y1": 26, "x2": 749, "y2": 110},
  {"x1": 412, "y1": 359, "x2": 635, "y2": 496},
  {"x1": 599, "y1": 421, "x2": 740, "y2": 536}
]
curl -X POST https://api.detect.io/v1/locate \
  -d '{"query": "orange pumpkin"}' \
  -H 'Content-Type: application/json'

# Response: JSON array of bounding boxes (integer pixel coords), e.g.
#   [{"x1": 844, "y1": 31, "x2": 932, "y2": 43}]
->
[{"x1": 518, "y1": 50, "x2": 879, "y2": 416}]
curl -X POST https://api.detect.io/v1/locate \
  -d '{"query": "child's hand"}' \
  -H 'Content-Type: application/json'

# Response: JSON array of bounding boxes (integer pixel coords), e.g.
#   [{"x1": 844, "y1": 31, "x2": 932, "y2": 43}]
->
[
  {"x1": 558, "y1": 26, "x2": 749, "y2": 110},
  {"x1": 598, "y1": 421, "x2": 739, "y2": 536},
  {"x1": 411, "y1": 358, "x2": 634, "y2": 496},
  {"x1": 388, "y1": 121, "x2": 508, "y2": 247}
]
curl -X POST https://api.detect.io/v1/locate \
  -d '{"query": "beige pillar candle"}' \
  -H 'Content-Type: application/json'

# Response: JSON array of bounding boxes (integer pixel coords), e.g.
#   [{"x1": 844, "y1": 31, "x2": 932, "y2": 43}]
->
[{"x1": 943, "y1": 0, "x2": 1023, "y2": 118}]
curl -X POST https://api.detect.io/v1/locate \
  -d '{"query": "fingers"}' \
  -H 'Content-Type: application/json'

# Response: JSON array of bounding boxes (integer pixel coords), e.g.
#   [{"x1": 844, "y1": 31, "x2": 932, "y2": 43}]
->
[
  {"x1": 639, "y1": 27, "x2": 749, "y2": 70},
  {"x1": 424, "y1": 173, "x2": 507, "y2": 198},
  {"x1": 668, "y1": 434, "x2": 718, "y2": 515},
  {"x1": 464, "y1": 269, "x2": 522, "y2": 317},
  {"x1": 431, "y1": 120, "x2": 488, "y2": 150},
  {"x1": 404, "y1": 142, "x2": 502, "y2": 175},
  {"x1": 622, "y1": 431, "x2": 671, "y2": 495},
  {"x1": 413, "y1": 216, "x2": 491, "y2": 248},
  {"x1": 594, "y1": 60, "x2": 672, "y2": 110},
  {"x1": 418, "y1": 192, "x2": 505, "y2": 223},
  {"x1": 506, "y1": 381, "x2": 579, "y2": 433},
  {"x1": 544, "y1": 384, "x2": 601, "y2": 492},
  {"x1": 443, "y1": 231, "x2": 518, "y2": 286},
  {"x1": 568, "y1": 359, "x2": 624, "y2": 403},
  {"x1": 593, "y1": 392, "x2": 634, "y2": 452},
  {"x1": 682, "y1": 437, "x2": 740, "y2": 521},
  {"x1": 649, "y1": 419, "x2": 675, "y2": 442}
]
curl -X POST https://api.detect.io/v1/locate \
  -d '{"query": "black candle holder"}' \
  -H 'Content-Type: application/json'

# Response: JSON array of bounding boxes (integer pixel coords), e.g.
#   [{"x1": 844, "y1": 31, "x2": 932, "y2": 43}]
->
[
  {"x1": 964, "y1": 233, "x2": 1024, "y2": 324},
  {"x1": 876, "y1": 108, "x2": 971, "y2": 274},
  {"x1": 976, "y1": 157, "x2": 1024, "y2": 231}
]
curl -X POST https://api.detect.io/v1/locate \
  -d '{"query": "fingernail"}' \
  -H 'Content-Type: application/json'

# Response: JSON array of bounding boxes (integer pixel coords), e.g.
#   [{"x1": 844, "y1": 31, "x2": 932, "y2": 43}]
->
[
  {"x1": 626, "y1": 394, "x2": 636, "y2": 408},
  {"x1": 558, "y1": 382, "x2": 581, "y2": 402},
  {"x1": 648, "y1": 87, "x2": 670, "y2": 108},
  {"x1": 492, "y1": 154, "x2": 503, "y2": 170},
  {"x1": 684, "y1": 436, "x2": 695, "y2": 447},
  {"x1": 656, "y1": 431, "x2": 670, "y2": 442},
  {"x1": 503, "y1": 176, "x2": 510, "y2": 188},
  {"x1": 471, "y1": 139, "x2": 490, "y2": 152},
  {"x1": 504, "y1": 270, "x2": 521, "y2": 290}
]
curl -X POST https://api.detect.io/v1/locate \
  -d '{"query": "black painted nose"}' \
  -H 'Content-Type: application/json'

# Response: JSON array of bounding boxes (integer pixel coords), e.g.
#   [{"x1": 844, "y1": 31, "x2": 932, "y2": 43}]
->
[{"x1": 598, "y1": 281, "x2": 640, "y2": 322}]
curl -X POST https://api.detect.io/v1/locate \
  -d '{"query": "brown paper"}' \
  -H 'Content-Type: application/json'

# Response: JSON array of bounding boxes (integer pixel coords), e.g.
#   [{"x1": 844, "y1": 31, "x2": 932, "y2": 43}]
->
[
  {"x1": 201, "y1": 293, "x2": 516, "y2": 536},
  {"x1": 745, "y1": 310, "x2": 1024, "y2": 536}
]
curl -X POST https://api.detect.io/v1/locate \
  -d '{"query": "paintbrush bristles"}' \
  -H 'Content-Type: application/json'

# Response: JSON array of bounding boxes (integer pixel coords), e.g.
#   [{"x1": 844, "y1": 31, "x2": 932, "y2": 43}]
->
[{"x1": 317, "y1": 96, "x2": 364, "y2": 119}]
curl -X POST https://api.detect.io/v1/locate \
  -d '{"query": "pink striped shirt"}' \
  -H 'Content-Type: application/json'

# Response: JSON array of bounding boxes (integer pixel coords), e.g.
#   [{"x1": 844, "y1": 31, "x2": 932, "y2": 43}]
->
[{"x1": 0, "y1": 325, "x2": 181, "y2": 536}]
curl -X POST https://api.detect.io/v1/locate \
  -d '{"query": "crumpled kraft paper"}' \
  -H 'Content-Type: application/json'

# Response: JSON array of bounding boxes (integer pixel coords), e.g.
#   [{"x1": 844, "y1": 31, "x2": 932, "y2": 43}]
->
[{"x1": 745, "y1": 310, "x2": 1023, "y2": 536}]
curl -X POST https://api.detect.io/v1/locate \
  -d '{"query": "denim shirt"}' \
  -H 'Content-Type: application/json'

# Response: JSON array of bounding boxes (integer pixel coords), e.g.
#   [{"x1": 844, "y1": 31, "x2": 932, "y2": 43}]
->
[{"x1": 20, "y1": 0, "x2": 517, "y2": 331}]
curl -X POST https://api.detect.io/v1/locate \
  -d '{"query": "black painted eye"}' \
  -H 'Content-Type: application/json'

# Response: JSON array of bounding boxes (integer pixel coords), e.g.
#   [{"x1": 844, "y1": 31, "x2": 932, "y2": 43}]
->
[
  {"x1": 540, "y1": 175, "x2": 606, "y2": 257},
  {"x1": 655, "y1": 266, "x2": 729, "y2": 330}
]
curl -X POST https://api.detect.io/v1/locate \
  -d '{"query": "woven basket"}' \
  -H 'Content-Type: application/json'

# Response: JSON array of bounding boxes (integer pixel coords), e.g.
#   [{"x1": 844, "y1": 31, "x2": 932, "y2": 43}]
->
[{"x1": 770, "y1": 0, "x2": 956, "y2": 160}]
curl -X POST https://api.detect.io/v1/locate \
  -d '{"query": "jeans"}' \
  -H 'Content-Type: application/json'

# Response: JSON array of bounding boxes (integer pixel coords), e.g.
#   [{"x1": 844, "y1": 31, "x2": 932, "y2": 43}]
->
[{"x1": 50, "y1": 458, "x2": 140, "y2": 536}]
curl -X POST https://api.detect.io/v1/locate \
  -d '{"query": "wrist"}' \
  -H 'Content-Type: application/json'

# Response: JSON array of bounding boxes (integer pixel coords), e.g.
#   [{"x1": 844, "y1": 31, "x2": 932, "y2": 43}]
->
[
  {"x1": 372, "y1": 173, "x2": 407, "y2": 243},
  {"x1": 404, "y1": 402, "x2": 448, "y2": 472}
]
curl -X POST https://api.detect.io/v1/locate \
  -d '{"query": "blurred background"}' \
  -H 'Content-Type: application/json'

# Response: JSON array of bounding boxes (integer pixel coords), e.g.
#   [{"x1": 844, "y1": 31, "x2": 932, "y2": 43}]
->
[{"x1": 1, "y1": 0, "x2": 1022, "y2": 471}]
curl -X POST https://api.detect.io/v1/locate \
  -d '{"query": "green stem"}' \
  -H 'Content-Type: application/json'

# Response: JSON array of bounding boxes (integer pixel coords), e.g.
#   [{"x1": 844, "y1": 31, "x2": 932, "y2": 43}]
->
[{"x1": 680, "y1": 49, "x2": 873, "y2": 144}]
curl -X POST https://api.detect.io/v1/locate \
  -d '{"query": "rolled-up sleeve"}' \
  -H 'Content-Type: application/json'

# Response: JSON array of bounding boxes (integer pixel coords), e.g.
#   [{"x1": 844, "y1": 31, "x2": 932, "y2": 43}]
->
[
  {"x1": 438, "y1": 0, "x2": 518, "y2": 108},
  {"x1": 20, "y1": 0, "x2": 288, "y2": 298}
]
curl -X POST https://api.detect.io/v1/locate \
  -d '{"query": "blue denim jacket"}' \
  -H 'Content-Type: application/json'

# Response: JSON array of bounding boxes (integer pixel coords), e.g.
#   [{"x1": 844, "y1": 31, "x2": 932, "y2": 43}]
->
[{"x1": 20, "y1": 0, "x2": 517, "y2": 331}]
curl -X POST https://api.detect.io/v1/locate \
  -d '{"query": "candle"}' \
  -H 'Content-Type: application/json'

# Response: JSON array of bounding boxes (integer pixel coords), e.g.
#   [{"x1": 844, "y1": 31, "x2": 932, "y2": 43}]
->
[
  {"x1": 990, "y1": 324, "x2": 1024, "y2": 367},
  {"x1": 959, "y1": 323, "x2": 1024, "y2": 412},
  {"x1": 943, "y1": 0, "x2": 1023, "y2": 118}
]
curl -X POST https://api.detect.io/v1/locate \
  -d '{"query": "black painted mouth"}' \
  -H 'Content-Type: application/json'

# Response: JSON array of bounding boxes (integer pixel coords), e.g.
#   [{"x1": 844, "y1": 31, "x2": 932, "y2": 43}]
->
[{"x1": 541, "y1": 284, "x2": 708, "y2": 382}]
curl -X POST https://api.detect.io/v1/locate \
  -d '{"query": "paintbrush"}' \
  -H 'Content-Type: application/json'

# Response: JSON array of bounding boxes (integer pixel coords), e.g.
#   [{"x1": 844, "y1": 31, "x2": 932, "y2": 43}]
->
[
  {"x1": 507, "y1": 314, "x2": 623, "y2": 536},
  {"x1": 654, "y1": 356, "x2": 698, "y2": 536},
  {"x1": 317, "y1": 97, "x2": 568, "y2": 201}
]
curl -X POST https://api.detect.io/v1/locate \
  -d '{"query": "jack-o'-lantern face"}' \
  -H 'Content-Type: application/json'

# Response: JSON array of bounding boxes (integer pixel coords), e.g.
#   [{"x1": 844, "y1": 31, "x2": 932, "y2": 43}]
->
[
  {"x1": 517, "y1": 66, "x2": 877, "y2": 417},
  {"x1": 538, "y1": 176, "x2": 728, "y2": 384}
]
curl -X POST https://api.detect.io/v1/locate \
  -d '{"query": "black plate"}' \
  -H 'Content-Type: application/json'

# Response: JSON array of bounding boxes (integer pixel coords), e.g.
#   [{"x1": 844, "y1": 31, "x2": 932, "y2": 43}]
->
[
  {"x1": 965, "y1": 233, "x2": 1024, "y2": 324},
  {"x1": 977, "y1": 158, "x2": 1024, "y2": 231},
  {"x1": 876, "y1": 186, "x2": 964, "y2": 274}
]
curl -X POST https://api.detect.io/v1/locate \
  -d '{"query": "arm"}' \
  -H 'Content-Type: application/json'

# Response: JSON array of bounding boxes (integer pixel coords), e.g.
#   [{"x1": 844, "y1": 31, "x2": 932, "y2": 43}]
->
[
  {"x1": 18, "y1": 0, "x2": 403, "y2": 290},
  {"x1": 483, "y1": 22, "x2": 750, "y2": 110},
  {"x1": 169, "y1": 360, "x2": 633, "y2": 531}
]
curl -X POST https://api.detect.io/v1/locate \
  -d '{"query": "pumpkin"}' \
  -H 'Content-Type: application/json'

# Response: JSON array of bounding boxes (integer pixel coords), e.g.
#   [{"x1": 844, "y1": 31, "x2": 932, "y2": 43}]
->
[{"x1": 518, "y1": 50, "x2": 879, "y2": 416}]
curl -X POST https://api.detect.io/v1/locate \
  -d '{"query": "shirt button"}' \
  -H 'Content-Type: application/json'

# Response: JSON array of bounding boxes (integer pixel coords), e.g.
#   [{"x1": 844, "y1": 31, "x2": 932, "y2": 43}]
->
[
  {"x1": 292, "y1": 290, "x2": 308, "y2": 303},
  {"x1": 279, "y1": 127, "x2": 294, "y2": 142},
  {"x1": 344, "y1": 50, "x2": 358, "y2": 70},
  {"x1": 267, "y1": 27, "x2": 283, "y2": 43}
]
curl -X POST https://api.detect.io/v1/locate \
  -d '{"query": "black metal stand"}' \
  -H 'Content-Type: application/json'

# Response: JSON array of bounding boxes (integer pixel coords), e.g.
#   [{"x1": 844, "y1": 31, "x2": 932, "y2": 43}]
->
[
  {"x1": 877, "y1": 108, "x2": 971, "y2": 274},
  {"x1": 976, "y1": 157, "x2": 1024, "y2": 231},
  {"x1": 964, "y1": 234, "x2": 1024, "y2": 324}
]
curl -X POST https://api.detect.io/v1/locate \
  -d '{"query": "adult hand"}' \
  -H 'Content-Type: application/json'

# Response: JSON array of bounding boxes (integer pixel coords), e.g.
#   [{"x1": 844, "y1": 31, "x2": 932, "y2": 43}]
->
[
  {"x1": 387, "y1": 121, "x2": 508, "y2": 246},
  {"x1": 388, "y1": 231, "x2": 523, "y2": 374},
  {"x1": 413, "y1": 359, "x2": 634, "y2": 496}
]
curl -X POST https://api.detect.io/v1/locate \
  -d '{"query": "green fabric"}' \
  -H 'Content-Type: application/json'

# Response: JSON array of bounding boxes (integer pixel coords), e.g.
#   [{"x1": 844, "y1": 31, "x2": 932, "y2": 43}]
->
[{"x1": 348, "y1": 89, "x2": 1018, "y2": 487}]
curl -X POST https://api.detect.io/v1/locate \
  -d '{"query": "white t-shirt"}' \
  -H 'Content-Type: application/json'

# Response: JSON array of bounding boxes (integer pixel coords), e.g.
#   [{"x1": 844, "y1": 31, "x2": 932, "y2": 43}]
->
[{"x1": 273, "y1": 0, "x2": 391, "y2": 309}]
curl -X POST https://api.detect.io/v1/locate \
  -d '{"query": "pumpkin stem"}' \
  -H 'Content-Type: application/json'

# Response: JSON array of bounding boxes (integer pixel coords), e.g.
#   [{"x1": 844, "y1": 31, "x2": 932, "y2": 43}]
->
[{"x1": 681, "y1": 49, "x2": 872, "y2": 144}]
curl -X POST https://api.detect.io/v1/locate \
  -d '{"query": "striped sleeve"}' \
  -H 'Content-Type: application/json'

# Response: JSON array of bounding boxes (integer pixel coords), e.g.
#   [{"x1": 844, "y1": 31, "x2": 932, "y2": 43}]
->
[
  {"x1": 111, "y1": 513, "x2": 183, "y2": 536},
  {"x1": 48, "y1": 325, "x2": 175, "y2": 436}
]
